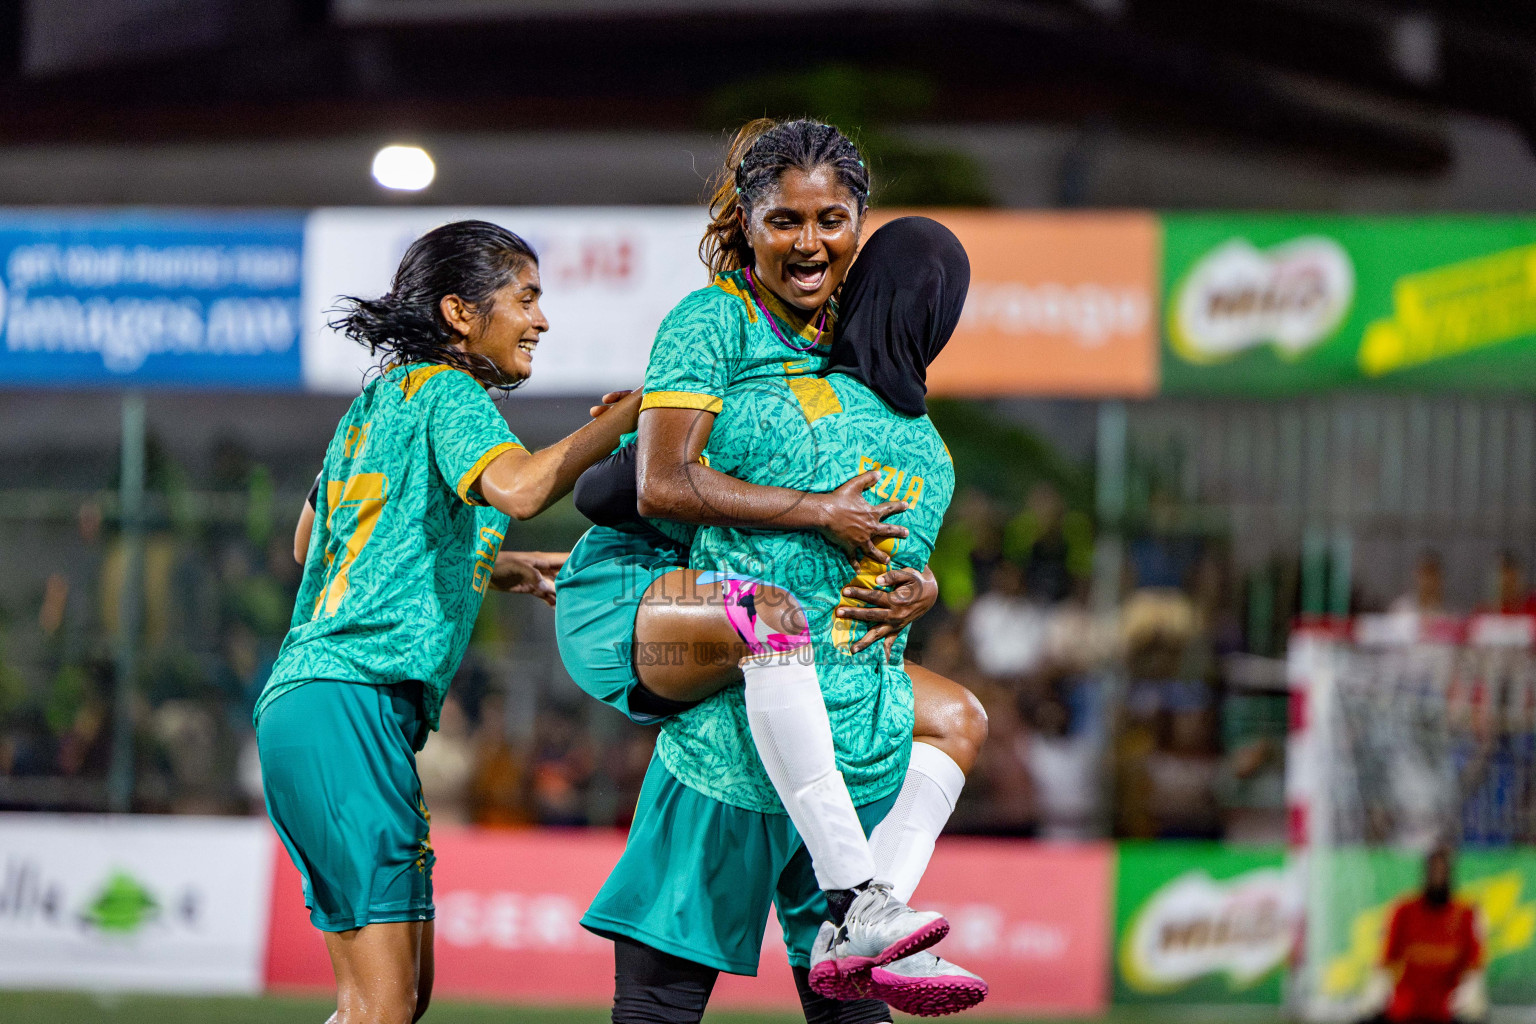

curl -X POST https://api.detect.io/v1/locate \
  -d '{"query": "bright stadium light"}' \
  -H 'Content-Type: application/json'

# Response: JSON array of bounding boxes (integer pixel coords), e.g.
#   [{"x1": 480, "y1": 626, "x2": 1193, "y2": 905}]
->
[{"x1": 372, "y1": 144, "x2": 435, "y2": 191}]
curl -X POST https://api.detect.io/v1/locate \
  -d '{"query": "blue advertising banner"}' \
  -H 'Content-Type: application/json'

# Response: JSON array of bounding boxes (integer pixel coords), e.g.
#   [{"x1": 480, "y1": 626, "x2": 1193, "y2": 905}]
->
[{"x1": 0, "y1": 212, "x2": 304, "y2": 389}]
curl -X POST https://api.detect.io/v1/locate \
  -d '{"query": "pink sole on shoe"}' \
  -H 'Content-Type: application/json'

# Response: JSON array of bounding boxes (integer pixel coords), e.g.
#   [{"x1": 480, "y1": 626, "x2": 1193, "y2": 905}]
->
[
  {"x1": 870, "y1": 967, "x2": 989, "y2": 1017},
  {"x1": 806, "y1": 917, "x2": 950, "y2": 1000}
]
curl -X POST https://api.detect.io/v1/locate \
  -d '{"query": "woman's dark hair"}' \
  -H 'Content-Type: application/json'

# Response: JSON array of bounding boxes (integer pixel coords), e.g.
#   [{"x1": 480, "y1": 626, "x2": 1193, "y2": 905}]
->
[
  {"x1": 700, "y1": 118, "x2": 871, "y2": 279},
  {"x1": 330, "y1": 219, "x2": 538, "y2": 390}
]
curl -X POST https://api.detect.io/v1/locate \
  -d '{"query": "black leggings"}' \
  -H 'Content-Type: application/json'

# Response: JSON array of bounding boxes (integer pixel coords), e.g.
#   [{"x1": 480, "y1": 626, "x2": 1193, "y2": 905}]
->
[{"x1": 611, "y1": 936, "x2": 890, "y2": 1024}]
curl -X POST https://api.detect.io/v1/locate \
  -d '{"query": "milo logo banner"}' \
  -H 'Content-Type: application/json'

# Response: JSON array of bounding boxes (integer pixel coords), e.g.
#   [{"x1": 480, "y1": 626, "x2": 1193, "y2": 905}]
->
[
  {"x1": 1114, "y1": 843, "x2": 1296, "y2": 1004},
  {"x1": 1162, "y1": 215, "x2": 1536, "y2": 394},
  {"x1": 1310, "y1": 848, "x2": 1536, "y2": 1009}
]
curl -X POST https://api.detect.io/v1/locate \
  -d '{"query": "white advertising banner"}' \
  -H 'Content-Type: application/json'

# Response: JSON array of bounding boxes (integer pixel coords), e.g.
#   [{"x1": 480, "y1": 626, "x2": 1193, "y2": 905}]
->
[
  {"x1": 0, "y1": 814, "x2": 274, "y2": 993},
  {"x1": 302, "y1": 207, "x2": 709, "y2": 396}
]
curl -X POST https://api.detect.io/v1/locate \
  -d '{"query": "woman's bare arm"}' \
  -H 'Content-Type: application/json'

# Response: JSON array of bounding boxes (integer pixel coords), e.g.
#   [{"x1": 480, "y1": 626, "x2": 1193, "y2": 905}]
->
[
  {"x1": 293, "y1": 500, "x2": 316, "y2": 564},
  {"x1": 635, "y1": 406, "x2": 907, "y2": 563},
  {"x1": 473, "y1": 390, "x2": 643, "y2": 521}
]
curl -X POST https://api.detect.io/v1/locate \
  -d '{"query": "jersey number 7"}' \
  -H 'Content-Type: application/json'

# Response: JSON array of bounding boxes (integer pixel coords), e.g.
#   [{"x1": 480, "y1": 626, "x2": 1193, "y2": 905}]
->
[{"x1": 314, "y1": 473, "x2": 388, "y2": 618}]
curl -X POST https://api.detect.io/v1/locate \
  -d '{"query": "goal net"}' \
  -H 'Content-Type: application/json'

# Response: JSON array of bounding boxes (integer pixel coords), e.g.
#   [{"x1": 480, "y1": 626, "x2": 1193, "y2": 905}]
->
[{"x1": 1287, "y1": 615, "x2": 1536, "y2": 1022}]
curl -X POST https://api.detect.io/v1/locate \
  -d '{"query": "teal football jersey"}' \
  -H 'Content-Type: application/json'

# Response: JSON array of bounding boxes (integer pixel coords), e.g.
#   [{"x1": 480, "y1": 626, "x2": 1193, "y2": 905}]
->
[
  {"x1": 257, "y1": 364, "x2": 525, "y2": 731},
  {"x1": 640, "y1": 268, "x2": 833, "y2": 418},
  {"x1": 640, "y1": 269, "x2": 835, "y2": 549},
  {"x1": 656, "y1": 373, "x2": 956, "y2": 813}
]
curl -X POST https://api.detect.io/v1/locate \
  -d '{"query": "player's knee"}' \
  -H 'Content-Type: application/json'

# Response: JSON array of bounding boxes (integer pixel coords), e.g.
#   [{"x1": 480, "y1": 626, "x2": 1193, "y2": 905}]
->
[
  {"x1": 348, "y1": 982, "x2": 418, "y2": 1024},
  {"x1": 613, "y1": 937, "x2": 714, "y2": 1024},
  {"x1": 753, "y1": 583, "x2": 809, "y2": 645},
  {"x1": 921, "y1": 689, "x2": 988, "y2": 773},
  {"x1": 955, "y1": 687, "x2": 989, "y2": 754}
]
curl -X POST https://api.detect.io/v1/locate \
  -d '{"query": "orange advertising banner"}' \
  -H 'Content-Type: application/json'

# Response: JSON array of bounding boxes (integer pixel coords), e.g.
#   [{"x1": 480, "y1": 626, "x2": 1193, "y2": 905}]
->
[{"x1": 870, "y1": 210, "x2": 1161, "y2": 397}]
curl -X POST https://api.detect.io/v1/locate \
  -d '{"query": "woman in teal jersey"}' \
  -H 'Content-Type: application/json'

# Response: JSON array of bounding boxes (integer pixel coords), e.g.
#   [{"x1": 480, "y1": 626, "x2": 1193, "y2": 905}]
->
[
  {"x1": 588, "y1": 217, "x2": 986, "y2": 1023},
  {"x1": 558, "y1": 117, "x2": 984, "y2": 801},
  {"x1": 256, "y1": 220, "x2": 642, "y2": 1024},
  {"x1": 555, "y1": 123, "x2": 987, "y2": 1020}
]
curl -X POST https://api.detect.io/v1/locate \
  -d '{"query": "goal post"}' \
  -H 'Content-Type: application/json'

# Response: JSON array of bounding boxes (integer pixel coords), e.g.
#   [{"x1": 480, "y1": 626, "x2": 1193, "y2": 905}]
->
[{"x1": 1287, "y1": 615, "x2": 1536, "y2": 1022}]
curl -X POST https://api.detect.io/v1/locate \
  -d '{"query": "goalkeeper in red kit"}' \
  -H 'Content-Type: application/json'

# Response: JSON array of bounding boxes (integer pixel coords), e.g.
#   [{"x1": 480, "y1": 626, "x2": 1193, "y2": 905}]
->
[{"x1": 1362, "y1": 847, "x2": 1487, "y2": 1024}]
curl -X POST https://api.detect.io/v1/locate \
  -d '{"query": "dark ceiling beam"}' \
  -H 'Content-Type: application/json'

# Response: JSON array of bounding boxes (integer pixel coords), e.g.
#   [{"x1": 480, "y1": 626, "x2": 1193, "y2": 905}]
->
[
  {"x1": 0, "y1": 0, "x2": 1460, "y2": 173},
  {"x1": 1118, "y1": 0, "x2": 1536, "y2": 145}
]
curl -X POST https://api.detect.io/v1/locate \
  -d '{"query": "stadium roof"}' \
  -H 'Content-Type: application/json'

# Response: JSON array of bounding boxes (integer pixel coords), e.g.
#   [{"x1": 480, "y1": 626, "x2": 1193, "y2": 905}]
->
[{"x1": 1, "y1": 0, "x2": 1534, "y2": 204}]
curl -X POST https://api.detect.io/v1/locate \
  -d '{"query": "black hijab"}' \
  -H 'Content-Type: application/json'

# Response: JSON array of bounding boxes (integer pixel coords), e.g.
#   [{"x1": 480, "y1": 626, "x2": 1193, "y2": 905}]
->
[{"x1": 820, "y1": 216, "x2": 970, "y2": 417}]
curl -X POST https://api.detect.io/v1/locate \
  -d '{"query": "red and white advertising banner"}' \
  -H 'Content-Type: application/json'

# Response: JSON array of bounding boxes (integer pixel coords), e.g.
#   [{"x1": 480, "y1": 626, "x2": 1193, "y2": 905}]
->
[
  {"x1": 266, "y1": 828, "x2": 1112, "y2": 1015},
  {"x1": 300, "y1": 207, "x2": 708, "y2": 397},
  {"x1": 0, "y1": 814, "x2": 275, "y2": 993}
]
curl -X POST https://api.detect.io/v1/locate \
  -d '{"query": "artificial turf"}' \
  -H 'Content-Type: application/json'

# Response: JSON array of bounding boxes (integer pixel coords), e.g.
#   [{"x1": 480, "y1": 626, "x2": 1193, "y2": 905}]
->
[{"x1": 0, "y1": 992, "x2": 1295, "y2": 1024}]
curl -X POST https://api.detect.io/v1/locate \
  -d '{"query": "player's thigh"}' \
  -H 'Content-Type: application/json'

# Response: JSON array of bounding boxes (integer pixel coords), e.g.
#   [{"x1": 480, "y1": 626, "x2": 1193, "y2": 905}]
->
[
  {"x1": 324, "y1": 920, "x2": 425, "y2": 1024},
  {"x1": 584, "y1": 756, "x2": 792, "y2": 976},
  {"x1": 908, "y1": 664, "x2": 988, "y2": 775},
  {"x1": 633, "y1": 569, "x2": 754, "y2": 702},
  {"x1": 259, "y1": 680, "x2": 432, "y2": 932}
]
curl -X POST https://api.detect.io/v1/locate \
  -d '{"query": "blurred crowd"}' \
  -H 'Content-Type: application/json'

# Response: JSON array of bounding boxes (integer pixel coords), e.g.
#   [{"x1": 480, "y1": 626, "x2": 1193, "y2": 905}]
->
[
  {"x1": 17, "y1": 441, "x2": 1535, "y2": 843},
  {"x1": 901, "y1": 482, "x2": 1285, "y2": 843}
]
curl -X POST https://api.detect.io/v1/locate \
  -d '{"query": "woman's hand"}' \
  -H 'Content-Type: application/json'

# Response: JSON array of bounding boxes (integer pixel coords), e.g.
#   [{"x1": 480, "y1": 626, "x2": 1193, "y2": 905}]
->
[
  {"x1": 836, "y1": 566, "x2": 938, "y2": 654},
  {"x1": 813, "y1": 470, "x2": 910, "y2": 565},
  {"x1": 489, "y1": 551, "x2": 568, "y2": 606},
  {"x1": 836, "y1": 566, "x2": 937, "y2": 655},
  {"x1": 589, "y1": 390, "x2": 634, "y2": 419},
  {"x1": 476, "y1": 391, "x2": 643, "y2": 521}
]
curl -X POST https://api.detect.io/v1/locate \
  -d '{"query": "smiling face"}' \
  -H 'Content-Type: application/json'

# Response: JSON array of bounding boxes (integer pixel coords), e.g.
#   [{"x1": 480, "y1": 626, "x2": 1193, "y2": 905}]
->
[
  {"x1": 740, "y1": 165, "x2": 862, "y2": 313},
  {"x1": 442, "y1": 260, "x2": 547, "y2": 385}
]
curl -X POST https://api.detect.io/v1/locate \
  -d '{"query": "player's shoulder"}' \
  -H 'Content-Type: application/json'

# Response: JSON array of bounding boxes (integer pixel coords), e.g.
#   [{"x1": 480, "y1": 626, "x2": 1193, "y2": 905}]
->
[
  {"x1": 394, "y1": 363, "x2": 485, "y2": 402},
  {"x1": 831, "y1": 377, "x2": 948, "y2": 446},
  {"x1": 376, "y1": 364, "x2": 498, "y2": 428},
  {"x1": 650, "y1": 278, "x2": 751, "y2": 375},
  {"x1": 663, "y1": 273, "x2": 751, "y2": 326}
]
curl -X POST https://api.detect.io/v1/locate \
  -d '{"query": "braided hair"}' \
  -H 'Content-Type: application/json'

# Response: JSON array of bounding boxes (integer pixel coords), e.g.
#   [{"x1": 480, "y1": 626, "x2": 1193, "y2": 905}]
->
[
  {"x1": 329, "y1": 220, "x2": 538, "y2": 392},
  {"x1": 700, "y1": 118, "x2": 871, "y2": 279}
]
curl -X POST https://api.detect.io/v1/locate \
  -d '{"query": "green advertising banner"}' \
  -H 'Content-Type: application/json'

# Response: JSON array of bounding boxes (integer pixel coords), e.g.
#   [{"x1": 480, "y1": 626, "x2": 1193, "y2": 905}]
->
[
  {"x1": 1311, "y1": 847, "x2": 1536, "y2": 1008},
  {"x1": 1161, "y1": 216, "x2": 1536, "y2": 395},
  {"x1": 1114, "y1": 843, "x2": 1291, "y2": 1004}
]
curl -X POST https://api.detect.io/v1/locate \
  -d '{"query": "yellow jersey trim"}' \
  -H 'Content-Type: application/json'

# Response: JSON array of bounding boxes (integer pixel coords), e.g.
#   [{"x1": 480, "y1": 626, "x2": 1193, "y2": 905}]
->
[
  {"x1": 712, "y1": 274, "x2": 757, "y2": 323},
  {"x1": 398, "y1": 363, "x2": 456, "y2": 400},
  {"x1": 456, "y1": 441, "x2": 527, "y2": 505},
  {"x1": 641, "y1": 391, "x2": 724, "y2": 414},
  {"x1": 711, "y1": 272, "x2": 831, "y2": 348}
]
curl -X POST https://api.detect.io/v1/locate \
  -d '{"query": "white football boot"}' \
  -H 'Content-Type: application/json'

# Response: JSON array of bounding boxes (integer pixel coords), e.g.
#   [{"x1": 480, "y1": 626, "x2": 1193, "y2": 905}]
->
[{"x1": 807, "y1": 885, "x2": 948, "y2": 999}]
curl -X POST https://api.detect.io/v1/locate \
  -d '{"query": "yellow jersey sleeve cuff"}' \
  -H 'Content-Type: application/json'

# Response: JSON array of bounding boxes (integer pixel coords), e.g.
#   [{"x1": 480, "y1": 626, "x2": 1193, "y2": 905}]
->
[
  {"x1": 456, "y1": 441, "x2": 527, "y2": 505},
  {"x1": 641, "y1": 391, "x2": 723, "y2": 414}
]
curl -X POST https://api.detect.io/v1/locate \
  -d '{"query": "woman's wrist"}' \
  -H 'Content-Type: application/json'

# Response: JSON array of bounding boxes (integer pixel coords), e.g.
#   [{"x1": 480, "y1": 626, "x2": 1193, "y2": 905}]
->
[{"x1": 792, "y1": 491, "x2": 831, "y2": 532}]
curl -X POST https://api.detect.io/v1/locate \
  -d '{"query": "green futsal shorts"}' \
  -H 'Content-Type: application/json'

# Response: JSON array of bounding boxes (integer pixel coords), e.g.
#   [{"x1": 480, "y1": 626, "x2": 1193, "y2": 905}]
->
[
  {"x1": 555, "y1": 525, "x2": 689, "y2": 723},
  {"x1": 256, "y1": 679, "x2": 434, "y2": 932},
  {"x1": 582, "y1": 754, "x2": 897, "y2": 975}
]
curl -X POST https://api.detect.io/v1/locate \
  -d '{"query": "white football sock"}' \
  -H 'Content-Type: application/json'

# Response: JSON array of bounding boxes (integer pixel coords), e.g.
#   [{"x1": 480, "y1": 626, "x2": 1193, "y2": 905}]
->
[
  {"x1": 742, "y1": 648, "x2": 878, "y2": 891},
  {"x1": 868, "y1": 741, "x2": 966, "y2": 903}
]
